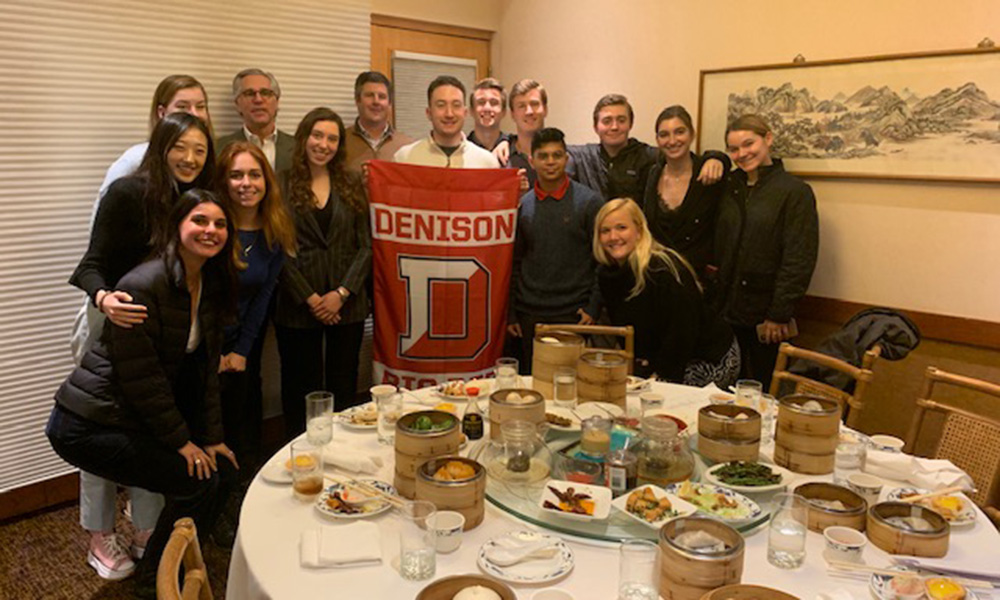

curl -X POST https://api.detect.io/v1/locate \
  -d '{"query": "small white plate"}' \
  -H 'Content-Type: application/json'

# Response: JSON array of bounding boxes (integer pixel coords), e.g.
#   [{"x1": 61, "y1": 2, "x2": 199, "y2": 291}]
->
[
  {"x1": 478, "y1": 531, "x2": 574, "y2": 585},
  {"x1": 544, "y1": 402, "x2": 581, "y2": 432},
  {"x1": 664, "y1": 481, "x2": 763, "y2": 523},
  {"x1": 339, "y1": 403, "x2": 377, "y2": 430},
  {"x1": 259, "y1": 459, "x2": 292, "y2": 485},
  {"x1": 626, "y1": 376, "x2": 652, "y2": 394},
  {"x1": 703, "y1": 461, "x2": 793, "y2": 494},
  {"x1": 539, "y1": 480, "x2": 612, "y2": 521},
  {"x1": 886, "y1": 487, "x2": 977, "y2": 528},
  {"x1": 611, "y1": 484, "x2": 698, "y2": 529},
  {"x1": 575, "y1": 402, "x2": 624, "y2": 420},
  {"x1": 430, "y1": 379, "x2": 493, "y2": 401},
  {"x1": 869, "y1": 566, "x2": 986, "y2": 600},
  {"x1": 314, "y1": 479, "x2": 396, "y2": 520}
]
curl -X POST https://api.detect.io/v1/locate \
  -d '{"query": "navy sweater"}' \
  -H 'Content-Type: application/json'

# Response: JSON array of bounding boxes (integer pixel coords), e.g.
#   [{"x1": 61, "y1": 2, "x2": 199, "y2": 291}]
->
[{"x1": 223, "y1": 229, "x2": 285, "y2": 357}]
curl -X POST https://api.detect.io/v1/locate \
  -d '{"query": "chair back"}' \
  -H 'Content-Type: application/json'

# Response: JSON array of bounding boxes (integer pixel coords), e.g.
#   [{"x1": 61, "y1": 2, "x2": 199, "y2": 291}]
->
[
  {"x1": 769, "y1": 342, "x2": 880, "y2": 428},
  {"x1": 156, "y1": 518, "x2": 212, "y2": 600},
  {"x1": 905, "y1": 366, "x2": 1000, "y2": 507},
  {"x1": 534, "y1": 324, "x2": 634, "y2": 375}
]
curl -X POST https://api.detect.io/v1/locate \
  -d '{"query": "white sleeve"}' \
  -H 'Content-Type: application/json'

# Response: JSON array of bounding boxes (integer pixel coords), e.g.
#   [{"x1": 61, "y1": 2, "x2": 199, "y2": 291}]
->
[{"x1": 88, "y1": 142, "x2": 148, "y2": 230}]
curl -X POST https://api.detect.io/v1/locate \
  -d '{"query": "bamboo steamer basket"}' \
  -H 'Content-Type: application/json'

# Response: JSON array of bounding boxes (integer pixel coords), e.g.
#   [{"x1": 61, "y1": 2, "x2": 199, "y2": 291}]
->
[
  {"x1": 415, "y1": 456, "x2": 486, "y2": 530},
  {"x1": 774, "y1": 395, "x2": 841, "y2": 474},
  {"x1": 660, "y1": 516, "x2": 744, "y2": 600},
  {"x1": 577, "y1": 350, "x2": 628, "y2": 410},
  {"x1": 698, "y1": 405, "x2": 761, "y2": 442},
  {"x1": 531, "y1": 330, "x2": 584, "y2": 398},
  {"x1": 697, "y1": 435, "x2": 761, "y2": 464},
  {"x1": 416, "y1": 575, "x2": 516, "y2": 600},
  {"x1": 700, "y1": 585, "x2": 799, "y2": 600},
  {"x1": 394, "y1": 411, "x2": 461, "y2": 497},
  {"x1": 866, "y1": 502, "x2": 949, "y2": 557},
  {"x1": 794, "y1": 482, "x2": 867, "y2": 532},
  {"x1": 488, "y1": 388, "x2": 545, "y2": 441}
]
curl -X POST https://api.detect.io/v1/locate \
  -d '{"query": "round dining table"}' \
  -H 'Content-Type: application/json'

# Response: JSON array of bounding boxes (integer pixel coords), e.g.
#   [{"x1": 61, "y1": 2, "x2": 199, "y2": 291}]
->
[{"x1": 226, "y1": 380, "x2": 1000, "y2": 599}]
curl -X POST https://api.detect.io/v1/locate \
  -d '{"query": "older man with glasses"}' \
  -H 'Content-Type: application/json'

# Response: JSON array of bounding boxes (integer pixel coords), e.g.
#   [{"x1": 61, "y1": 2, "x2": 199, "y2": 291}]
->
[{"x1": 217, "y1": 68, "x2": 295, "y2": 175}]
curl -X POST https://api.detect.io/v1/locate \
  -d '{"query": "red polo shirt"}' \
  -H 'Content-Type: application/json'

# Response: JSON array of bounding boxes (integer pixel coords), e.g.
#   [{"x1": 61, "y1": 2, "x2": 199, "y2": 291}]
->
[{"x1": 534, "y1": 175, "x2": 570, "y2": 201}]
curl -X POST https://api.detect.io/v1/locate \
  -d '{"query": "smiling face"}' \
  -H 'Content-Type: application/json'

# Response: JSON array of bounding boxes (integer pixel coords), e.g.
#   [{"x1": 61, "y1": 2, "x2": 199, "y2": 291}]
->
[
  {"x1": 306, "y1": 120, "x2": 340, "y2": 168},
  {"x1": 234, "y1": 74, "x2": 279, "y2": 132},
  {"x1": 594, "y1": 104, "x2": 631, "y2": 152},
  {"x1": 656, "y1": 117, "x2": 694, "y2": 162},
  {"x1": 166, "y1": 128, "x2": 209, "y2": 183},
  {"x1": 179, "y1": 201, "x2": 229, "y2": 263},
  {"x1": 530, "y1": 141, "x2": 568, "y2": 186},
  {"x1": 157, "y1": 86, "x2": 209, "y2": 124},
  {"x1": 472, "y1": 87, "x2": 505, "y2": 130},
  {"x1": 726, "y1": 129, "x2": 773, "y2": 175},
  {"x1": 226, "y1": 151, "x2": 266, "y2": 212},
  {"x1": 356, "y1": 82, "x2": 390, "y2": 130},
  {"x1": 511, "y1": 89, "x2": 547, "y2": 137},
  {"x1": 426, "y1": 84, "x2": 467, "y2": 145},
  {"x1": 598, "y1": 208, "x2": 640, "y2": 265}
]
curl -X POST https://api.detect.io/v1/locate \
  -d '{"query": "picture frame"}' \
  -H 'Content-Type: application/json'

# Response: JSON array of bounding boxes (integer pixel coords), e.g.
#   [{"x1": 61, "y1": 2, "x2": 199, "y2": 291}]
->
[{"x1": 697, "y1": 47, "x2": 1000, "y2": 183}]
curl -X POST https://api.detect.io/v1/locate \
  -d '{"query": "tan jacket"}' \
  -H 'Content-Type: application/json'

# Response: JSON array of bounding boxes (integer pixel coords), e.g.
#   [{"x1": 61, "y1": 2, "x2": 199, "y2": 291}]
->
[{"x1": 343, "y1": 123, "x2": 413, "y2": 173}]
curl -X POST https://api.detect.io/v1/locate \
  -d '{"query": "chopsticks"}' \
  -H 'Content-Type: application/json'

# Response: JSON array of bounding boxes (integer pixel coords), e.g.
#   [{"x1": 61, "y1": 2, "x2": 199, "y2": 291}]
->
[
  {"x1": 898, "y1": 485, "x2": 969, "y2": 504},
  {"x1": 324, "y1": 475, "x2": 405, "y2": 508},
  {"x1": 826, "y1": 560, "x2": 995, "y2": 590}
]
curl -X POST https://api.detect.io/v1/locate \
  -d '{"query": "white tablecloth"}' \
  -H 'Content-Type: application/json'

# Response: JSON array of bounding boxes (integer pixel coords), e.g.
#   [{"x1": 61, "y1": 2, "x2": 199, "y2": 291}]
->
[{"x1": 227, "y1": 381, "x2": 1000, "y2": 599}]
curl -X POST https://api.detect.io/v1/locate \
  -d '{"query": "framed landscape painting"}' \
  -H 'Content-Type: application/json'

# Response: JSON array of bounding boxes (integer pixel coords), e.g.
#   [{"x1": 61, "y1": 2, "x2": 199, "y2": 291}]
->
[{"x1": 698, "y1": 48, "x2": 1000, "y2": 183}]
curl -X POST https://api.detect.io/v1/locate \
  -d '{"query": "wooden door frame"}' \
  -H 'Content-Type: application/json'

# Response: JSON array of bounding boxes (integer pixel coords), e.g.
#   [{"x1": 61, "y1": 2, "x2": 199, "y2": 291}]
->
[{"x1": 370, "y1": 14, "x2": 493, "y2": 78}]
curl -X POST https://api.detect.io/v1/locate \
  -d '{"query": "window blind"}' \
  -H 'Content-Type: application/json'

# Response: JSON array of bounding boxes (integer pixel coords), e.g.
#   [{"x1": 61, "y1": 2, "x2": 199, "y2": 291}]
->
[
  {"x1": 0, "y1": 0, "x2": 371, "y2": 494},
  {"x1": 391, "y1": 50, "x2": 478, "y2": 140}
]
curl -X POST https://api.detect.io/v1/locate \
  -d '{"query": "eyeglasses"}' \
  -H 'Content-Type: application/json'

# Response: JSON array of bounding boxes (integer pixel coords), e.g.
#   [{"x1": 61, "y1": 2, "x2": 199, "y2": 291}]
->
[{"x1": 238, "y1": 88, "x2": 277, "y2": 100}]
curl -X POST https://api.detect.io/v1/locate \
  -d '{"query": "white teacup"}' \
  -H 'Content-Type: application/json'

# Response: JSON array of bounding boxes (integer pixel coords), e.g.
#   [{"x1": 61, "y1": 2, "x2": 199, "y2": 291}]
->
[
  {"x1": 823, "y1": 525, "x2": 867, "y2": 564},
  {"x1": 846, "y1": 472, "x2": 884, "y2": 506},
  {"x1": 427, "y1": 511, "x2": 465, "y2": 553},
  {"x1": 869, "y1": 434, "x2": 905, "y2": 453}
]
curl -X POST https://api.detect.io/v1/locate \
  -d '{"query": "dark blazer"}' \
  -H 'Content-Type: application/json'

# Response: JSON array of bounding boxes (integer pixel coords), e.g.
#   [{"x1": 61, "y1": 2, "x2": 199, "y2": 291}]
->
[
  {"x1": 55, "y1": 257, "x2": 227, "y2": 449},
  {"x1": 274, "y1": 179, "x2": 372, "y2": 329},
  {"x1": 216, "y1": 128, "x2": 295, "y2": 176}
]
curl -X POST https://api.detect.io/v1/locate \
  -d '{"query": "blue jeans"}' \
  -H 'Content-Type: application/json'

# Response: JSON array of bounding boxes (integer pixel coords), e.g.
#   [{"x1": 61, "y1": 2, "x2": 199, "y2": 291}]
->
[{"x1": 79, "y1": 470, "x2": 163, "y2": 532}]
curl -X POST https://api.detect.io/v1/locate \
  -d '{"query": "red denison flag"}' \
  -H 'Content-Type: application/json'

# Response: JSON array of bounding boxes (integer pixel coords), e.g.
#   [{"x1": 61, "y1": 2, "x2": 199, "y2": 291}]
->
[{"x1": 368, "y1": 161, "x2": 521, "y2": 390}]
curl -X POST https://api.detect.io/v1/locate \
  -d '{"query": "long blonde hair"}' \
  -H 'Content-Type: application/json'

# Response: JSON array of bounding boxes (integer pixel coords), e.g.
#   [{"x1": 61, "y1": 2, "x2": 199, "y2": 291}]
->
[{"x1": 593, "y1": 198, "x2": 701, "y2": 299}]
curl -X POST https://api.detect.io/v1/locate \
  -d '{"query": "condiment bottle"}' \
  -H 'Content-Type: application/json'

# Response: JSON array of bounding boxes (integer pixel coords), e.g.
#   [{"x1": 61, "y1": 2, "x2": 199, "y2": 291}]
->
[
  {"x1": 580, "y1": 415, "x2": 612, "y2": 458},
  {"x1": 461, "y1": 386, "x2": 484, "y2": 440},
  {"x1": 605, "y1": 448, "x2": 638, "y2": 496}
]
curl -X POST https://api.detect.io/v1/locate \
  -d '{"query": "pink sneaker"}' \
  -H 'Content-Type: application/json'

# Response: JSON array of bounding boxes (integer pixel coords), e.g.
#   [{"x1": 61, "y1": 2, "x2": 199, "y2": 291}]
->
[
  {"x1": 87, "y1": 532, "x2": 135, "y2": 580},
  {"x1": 131, "y1": 528, "x2": 153, "y2": 560}
]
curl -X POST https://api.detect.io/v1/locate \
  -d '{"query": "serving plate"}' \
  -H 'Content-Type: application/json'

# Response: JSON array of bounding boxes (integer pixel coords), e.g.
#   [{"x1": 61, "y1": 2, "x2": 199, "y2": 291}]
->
[
  {"x1": 626, "y1": 375, "x2": 652, "y2": 394},
  {"x1": 259, "y1": 458, "x2": 293, "y2": 484},
  {"x1": 314, "y1": 479, "x2": 396, "y2": 520},
  {"x1": 703, "y1": 461, "x2": 794, "y2": 494},
  {"x1": 339, "y1": 403, "x2": 377, "y2": 430},
  {"x1": 663, "y1": 481, "x2": 763, "y2": 523},
  {"x1": 477, "y1": 531, "x2": 574, "y2": 584},
  {"x1": 886, "y1": 487, "x2": 976, "y2": 528},
  {"x1": 611, "y1": 484, "x2": 698, "y2": 529},
  {"x1": 538, "y1": 480, "x2": 612, "y2": 521},
  {"x1": 870, "y1": 566, "x2": 985, "y2": 600}
]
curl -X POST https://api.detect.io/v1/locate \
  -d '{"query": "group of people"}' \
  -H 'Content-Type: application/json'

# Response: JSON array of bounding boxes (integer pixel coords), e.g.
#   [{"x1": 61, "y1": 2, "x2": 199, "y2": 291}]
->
[{"x1": 44, "y1": 66, "x2": 818, "y2": 594}]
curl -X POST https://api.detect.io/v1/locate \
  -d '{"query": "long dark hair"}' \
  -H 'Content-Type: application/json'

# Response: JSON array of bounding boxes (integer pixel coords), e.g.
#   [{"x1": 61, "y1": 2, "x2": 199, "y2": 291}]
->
[
  {"x1": 287, "y1": 107, "x2": 366, "y2": 214},
  {"x1": 137, "y1": 112, "x2": 215, "y2": 250},
  {"x1": 160, "y1": 189, "x2": 238, "y2": 311}
]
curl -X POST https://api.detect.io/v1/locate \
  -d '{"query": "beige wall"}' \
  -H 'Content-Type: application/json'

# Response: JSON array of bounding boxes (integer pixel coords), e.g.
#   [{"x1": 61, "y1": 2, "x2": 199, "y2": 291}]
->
[
  {"x1": 371, "y1": 0, "x2": 503, "y2": 30},
  {"x1": 494, "y1": 0, "x2": 1000, "y2": 322}
]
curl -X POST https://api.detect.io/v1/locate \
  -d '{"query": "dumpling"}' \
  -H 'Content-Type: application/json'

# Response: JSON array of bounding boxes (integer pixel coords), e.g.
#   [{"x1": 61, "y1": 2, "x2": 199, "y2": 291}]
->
[
  {"x1": 800, "y1": 400, "x2": 824, "y2": 412},
  {"x1": 673, "y1": 529, "x2": 727, "y2": 553},
  {"x1": 453, "y1": 585, "x2": 502, "y2": 600}
]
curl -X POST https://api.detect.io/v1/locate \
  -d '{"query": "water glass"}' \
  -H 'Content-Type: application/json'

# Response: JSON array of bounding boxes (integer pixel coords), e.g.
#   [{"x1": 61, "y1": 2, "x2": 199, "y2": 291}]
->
[
  {"x1": 735, "y1": 379, "x2": 763, "y2": 408},
  {"x1": 398, "y1": 500, "x2": 436, "y2": 581},
  {"x1": 372, "y1": 384, "x2": 402, "y2": 445},
  {"x1": 553, "y1": 367, "x2": 577, "y2": 408},
  {"x1": 638, "y1": 391, "x2": 664, "y2": 417},
  {"x1": 758, "y1": 393, "x2": 777, "y2": 443},
  {"x1": 834, "y1": 439, "x2": 867, "y2": 485},
  {"x1": 305, "y1": 391, "x2": 334, "y2": 446},
  {"x1": 767, "y1": 492, "x2": 807, "y2": 569},
  {"x1": 618, "y1": 539, "x2": 659, "y2": 600},
  {"x1": 289, "y1": 440, "x2": 324, "y2": 501},
  {"x1": 495, "y1": 357, "x2": 520, "y2": 390}
]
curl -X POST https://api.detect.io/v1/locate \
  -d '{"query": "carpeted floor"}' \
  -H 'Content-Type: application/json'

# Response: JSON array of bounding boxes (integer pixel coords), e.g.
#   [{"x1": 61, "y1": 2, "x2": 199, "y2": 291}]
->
[{"x1": 0, "y1": 494, "x2": 231, "y2": 599}]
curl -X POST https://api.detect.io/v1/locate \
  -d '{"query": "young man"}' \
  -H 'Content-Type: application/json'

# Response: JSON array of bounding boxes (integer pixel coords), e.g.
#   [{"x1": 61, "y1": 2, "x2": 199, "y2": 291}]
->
[
  {"x1": 502, "y1": 79, "x2": 548, "y2": 191},
  {"x1": 344, "y1": 71, "x2": 414, "y2": 172},
  {"x1": 567, "y1": 94, "x2": 658, "y2": 202},
  {"x1": 393, "y1": 75, "x2": 499, "y2": 168},
  {"x1": 508, "y1": 128, "x2": 603, "y2": 369},
  {"x1": 467, "y1": 77, "x2": 509, "y2": 151},
  {"x1": 216, "y1": 68, "x2": 295, "y2": 174}
]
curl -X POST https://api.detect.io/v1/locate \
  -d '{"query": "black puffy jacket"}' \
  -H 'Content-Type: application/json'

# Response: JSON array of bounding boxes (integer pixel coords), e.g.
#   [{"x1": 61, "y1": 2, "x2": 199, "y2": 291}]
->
[{"x1": 55, "y1": 256, "x2": 226, "y2": 449}]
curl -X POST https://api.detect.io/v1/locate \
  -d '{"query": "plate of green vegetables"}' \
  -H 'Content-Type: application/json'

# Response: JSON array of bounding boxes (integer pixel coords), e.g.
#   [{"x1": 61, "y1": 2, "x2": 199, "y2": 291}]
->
[{"x1": 702, "y1": 460, "x2": 793, "y2": 494}]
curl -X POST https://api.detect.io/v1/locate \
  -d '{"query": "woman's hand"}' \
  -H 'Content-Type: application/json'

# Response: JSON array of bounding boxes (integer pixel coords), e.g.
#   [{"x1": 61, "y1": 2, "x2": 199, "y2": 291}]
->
[
  {"x1": 219, "y1": 352, "x2": 247, "y2": 373},
  {"x1": 307, "y1": 293, "x2": 335, "y2": 324},
  {"x1": 205, "y1": 443, "x2": 239, "y2": 470},
  {"x1": 315, "y1": 291, "x2": 344, "y2": 325},
  {"x1": 696, "y1": 158, "x2": 725, "y2": 185},
  {"x1": 759, "y1": 319, "x2": 792, "y2": 344},
  {"x1": 177, "y1": 441, "x2": 215, "y2": 480},
  {"x1": 576, "y1": 309, "x2": 595, "y2": 325},
  {"x1": 97, "y1": 290, "x2": 148, "y2": 328}
]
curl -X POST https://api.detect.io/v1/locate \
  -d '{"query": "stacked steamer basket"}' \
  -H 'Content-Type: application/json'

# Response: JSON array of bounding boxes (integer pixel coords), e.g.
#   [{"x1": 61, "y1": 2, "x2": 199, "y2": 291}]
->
[
  {"x1": 697, "y1": 404, "x2": 761, "y2": 464},
  {"x1": 659, "y1": 516, "x2": 744, "y2": 600},
  {"x1": 867, "y1": 502, "x2": 950, "y2": 557},
  {"x1": 700, "y1": 585, "x2": 798, "y2": 600},
  {"x1": 576, "y1": 350, "x2": 628, "y2": 411},
  {"x1": 415, "y1": 457, "x2": 486, "y2": 530},
  {"x1": 531, "y1": 330, "x2": 584, "y2": 398},
  {"x1": 394, "y1": 410, "x2": 461, "y2": 499},
  {"x1": 773, "y1": 395, "x2": 841, "y2": 474},
  {"x1": 488, "y1": 388, "x2": 545, "y2": 441},
  {"x1": 794, "y1": 482, "x2": 867, "y2": 532}
]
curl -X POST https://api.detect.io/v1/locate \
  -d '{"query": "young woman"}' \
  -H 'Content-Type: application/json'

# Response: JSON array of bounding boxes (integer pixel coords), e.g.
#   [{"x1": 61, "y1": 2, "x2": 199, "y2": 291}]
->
[
  {"x1": 642, "y1": 105, "x2": 729, "y2": 281},
  {"x1": 67, "y1": 111, "x2": 214, "y2": 578},
  {"x1": 48, "y1": 190, "x2": 239, "y2": 593},
  {"x1": 595, "y1": 198, "x2": 739, "y2": 387},
  {"x1": 275, "y1": 107, "x2": 371, "y2": 439},
  {"x1": 215, "y1": 141, "x2": 295, "y2": 482},
  {"x1": 714, "y1": 114, "x2": 819, "y2": 388}
]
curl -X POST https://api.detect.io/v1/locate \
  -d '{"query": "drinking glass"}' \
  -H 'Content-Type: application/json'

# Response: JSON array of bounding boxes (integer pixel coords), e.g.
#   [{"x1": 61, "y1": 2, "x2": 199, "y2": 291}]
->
[
  {"x1": 767, "y1": 493, "x2": 807, "y2": 569},
  {"x1": 372, "y1": 384, "x2": 402, "y2": 445},
  {"x1": 618, "y1": 539, "x2": 659, "y2": 600},
  {"x1": 495, "y1": 357, "x2": 519, "y2": 390},
  {"x1": 834, "y1": 439, "x2": 867, "y2": 485},
  {"x1": 552, "y1": 367, "x2": 577, "y2": 408},
  {"x1": 758, "y1": 393, "x2": 778, "y2": 443},
  {"x1": 305, "y1": 391, "x2": 334, "y2": 446},
  {"x1": 289, "y1": 440, "x2": 324, "y2": 501},
  {"x1": 735, "y1": 379, "x2": 763, "y2": 408},
  {"x1": 638, "y1": 391, "x2": 664, "y2": 417},
  {"x1": 398, "y1": 500, "x2": 436, "y2": 581}
]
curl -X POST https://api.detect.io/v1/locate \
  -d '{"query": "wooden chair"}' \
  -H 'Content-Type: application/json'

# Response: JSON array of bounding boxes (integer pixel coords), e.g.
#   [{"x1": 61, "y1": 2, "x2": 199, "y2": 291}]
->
[
  {"x1": 904, "y1": 366, "x2": 1000, "y2": 510},
  {"x1": 768, "y1": 342, "x2": 880, "y2": 429},
  {"x1": 534, "y1": 324, "x2": 634, "y2": 374},
  {"x1": 156, "y1": 518, "x2": 212, "y2": 600}
]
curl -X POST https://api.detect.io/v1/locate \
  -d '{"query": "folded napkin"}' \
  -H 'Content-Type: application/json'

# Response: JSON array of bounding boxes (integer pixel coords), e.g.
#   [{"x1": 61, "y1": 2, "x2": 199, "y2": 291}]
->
[
  {"x1": 322, "y1": 442, "x2": 384, "y2": 474},
  {"x1": 300, "y1": 522, "x2": 382, "y2": 568},
  {"x1": 864, "y1": 449, "x2": 974, "y2": 490},
  {"x1": 484, "y1": 534, "x2": 559, "y2": 567}
]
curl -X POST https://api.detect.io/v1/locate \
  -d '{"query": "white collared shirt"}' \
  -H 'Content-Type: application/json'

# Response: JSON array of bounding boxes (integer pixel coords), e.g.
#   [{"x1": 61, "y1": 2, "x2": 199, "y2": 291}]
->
[{"x1": 243, "y1": 125, "x2": 278, "y2": 168}]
